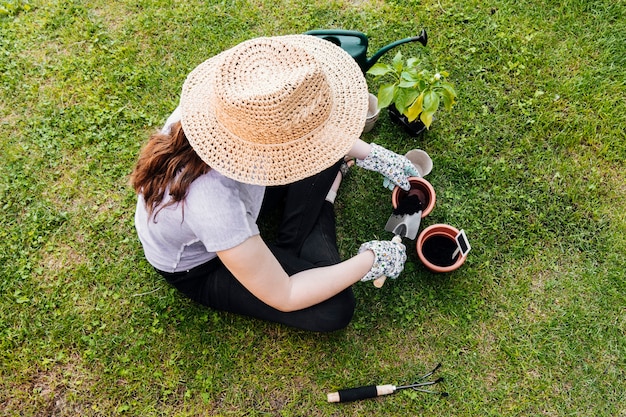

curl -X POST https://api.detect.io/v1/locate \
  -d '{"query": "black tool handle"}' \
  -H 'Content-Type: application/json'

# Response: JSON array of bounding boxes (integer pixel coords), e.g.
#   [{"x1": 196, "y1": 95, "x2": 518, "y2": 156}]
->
[{"x1": 327, "y1": 384, "x2": 396, "y2": 403}]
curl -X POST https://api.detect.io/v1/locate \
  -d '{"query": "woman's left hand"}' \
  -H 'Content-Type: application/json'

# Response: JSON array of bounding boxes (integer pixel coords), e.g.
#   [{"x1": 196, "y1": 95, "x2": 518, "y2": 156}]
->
[
  {"x1": 357, "y1": 239, "x2": 407, "y2": 282},
  {"x1": 356, "y1": 143, "x2": 419, "y2": 191}
]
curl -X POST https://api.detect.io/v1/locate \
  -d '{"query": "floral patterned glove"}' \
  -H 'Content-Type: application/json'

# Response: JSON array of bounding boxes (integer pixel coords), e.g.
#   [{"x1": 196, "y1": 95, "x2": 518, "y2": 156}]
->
[
  {"x1": 356, "y1": 143, "x2": 420, "y2": 191},
  {"x1": 358, "y1": 239, "x2": 407, "y2": 282}
]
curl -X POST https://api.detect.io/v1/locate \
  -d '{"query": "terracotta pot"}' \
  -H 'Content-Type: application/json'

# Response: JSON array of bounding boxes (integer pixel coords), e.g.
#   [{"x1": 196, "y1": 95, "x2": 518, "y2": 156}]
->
[
  {"x1": 391, "y1": 177, "x2": 435, "y2": 218},
  {"x1": 417, "y1": 224, "x2": 467, "y2": 273},
  {"x1": 363, "y1": 93, "x2": 380, "y2": 133}
]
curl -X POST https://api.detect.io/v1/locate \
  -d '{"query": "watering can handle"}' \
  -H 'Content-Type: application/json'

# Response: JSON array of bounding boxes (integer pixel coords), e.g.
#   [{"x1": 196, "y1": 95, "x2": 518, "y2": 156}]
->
[
  {"x1": 304, "y1": 29, "x2": 368, "y2": 43},
  {"x1": 365, "y1": 29, "x2": 428, "y2": 71},
  {"x1": 373, "y1": 235, "x2": 403, "y2": 288}
]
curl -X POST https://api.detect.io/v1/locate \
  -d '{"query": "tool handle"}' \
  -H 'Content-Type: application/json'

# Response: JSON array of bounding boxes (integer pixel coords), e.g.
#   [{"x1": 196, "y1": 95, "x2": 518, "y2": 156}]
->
[
  {"x1": 373, "y1": 276, "x2": 387, "y2": 288},
  {"x1": 373, "y1": 235, "x2": 403, "y2": 288},
  {"x1": 327, "y1": 384, "x2": 396, "y2": 403}
]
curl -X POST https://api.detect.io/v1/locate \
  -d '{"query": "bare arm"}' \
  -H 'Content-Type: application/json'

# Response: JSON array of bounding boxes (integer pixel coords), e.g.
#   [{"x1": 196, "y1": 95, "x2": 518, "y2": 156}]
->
[
  {"x1": 347, "y1": 139, "x2": 372, "y2": 160},
  {"x1": 217, "y1": 235, "x2": 374, "y2": 312}
]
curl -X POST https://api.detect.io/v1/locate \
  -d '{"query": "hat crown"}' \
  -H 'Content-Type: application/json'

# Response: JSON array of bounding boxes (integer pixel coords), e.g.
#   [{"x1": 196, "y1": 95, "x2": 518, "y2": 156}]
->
[
  {"x1": 180, "y1": 34, "x2": 369, "y2": 185},
  {"x1": 214, "y1": 39, "x2": 333, "y2": 145}
]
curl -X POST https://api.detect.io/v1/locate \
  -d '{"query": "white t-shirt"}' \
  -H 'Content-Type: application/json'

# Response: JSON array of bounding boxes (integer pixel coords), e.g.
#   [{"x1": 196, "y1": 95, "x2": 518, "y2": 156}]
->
[{"x1": 134, "y1": 109, "x2": 265, "y2": 272}]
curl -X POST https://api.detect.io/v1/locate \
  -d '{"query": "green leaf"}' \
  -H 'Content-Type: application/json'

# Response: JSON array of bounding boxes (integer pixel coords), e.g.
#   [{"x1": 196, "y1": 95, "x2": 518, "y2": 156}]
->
[
  {"x1": 396, "y1": 88, "x2": 419, "y2": 115},
  {"x1": 440, "y1": 84, "x2": 457, "y2": 110},
  {"x1": 392, "y1": 51, "x2": 403, "y2": 73},
  {"x1": 398, "y1": 79, "x2": 418, "y2": 88},
  {"x1": 441, "y1": 83, "x2": 457, "y2": 98},
  {"x1": 406, "y1": 92, "x2": 424, "y2": 122},
  {"x1": 420, "y1": 110, "x2": 434, "y2": 128},
  {"x1": 401, "y1": 69, "x2": 420, "y2": 82},
  {"x1": 441, "y1": 93, "x2": 453, "y2": 110},
  {"x1": 406, "y1": 57, "x2": 420, "y2": 68},
  {"x1": 404, "y1": 89, "x2": 421, "y2": 108},
  {"x1": 419, "y1": 90, "x2": 440, "y2": 128},
  {"x1": 422, "y1": 90, "x2": 440, "y2": 114},
  {"x1": 377, "y1": 83, "x2": 396, "y2": 109},
  {"x1": 366, "y1": 63, "x2": 393, "y2": 77}
]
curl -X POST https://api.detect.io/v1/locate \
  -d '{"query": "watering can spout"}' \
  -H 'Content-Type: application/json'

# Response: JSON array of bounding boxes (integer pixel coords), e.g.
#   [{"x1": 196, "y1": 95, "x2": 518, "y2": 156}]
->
[
  {"x1": 304, "y1": 29, "x2": 428, "y2": 73},
  {"x1": 365, "y1": 29, "x2": 428, "y2": 71}
]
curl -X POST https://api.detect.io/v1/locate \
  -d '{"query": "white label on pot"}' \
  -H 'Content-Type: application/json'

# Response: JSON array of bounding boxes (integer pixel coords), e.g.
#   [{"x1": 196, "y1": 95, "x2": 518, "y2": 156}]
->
[{"x1": 454, "y1": 229, "x2": 471, "y2": 258}]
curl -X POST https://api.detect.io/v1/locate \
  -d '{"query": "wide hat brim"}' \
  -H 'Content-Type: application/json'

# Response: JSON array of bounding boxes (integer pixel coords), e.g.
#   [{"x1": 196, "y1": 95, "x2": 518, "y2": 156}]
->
[{"x1": 180, "y1": 35, "x2": 369, "y2": 186}]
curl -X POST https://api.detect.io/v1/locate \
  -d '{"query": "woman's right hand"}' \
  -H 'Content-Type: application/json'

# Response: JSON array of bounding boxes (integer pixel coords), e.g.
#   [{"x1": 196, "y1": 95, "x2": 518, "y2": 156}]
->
[
  {"x1": 355, "y1": 143, "x2": 420, "y2": 191},
  {"x1": 357, "y1": 239, "x2": 407, "y2": 282}
]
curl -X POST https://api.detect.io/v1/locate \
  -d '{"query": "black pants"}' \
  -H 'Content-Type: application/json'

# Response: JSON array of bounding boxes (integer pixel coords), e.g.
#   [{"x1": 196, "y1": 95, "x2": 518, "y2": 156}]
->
[{"x1": 157, "y1": 160, "x2": 355, "y2": 332}]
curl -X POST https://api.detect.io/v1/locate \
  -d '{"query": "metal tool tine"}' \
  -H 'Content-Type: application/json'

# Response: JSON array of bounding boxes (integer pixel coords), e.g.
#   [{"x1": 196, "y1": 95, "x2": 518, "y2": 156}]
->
[
  {"x1": 418, "y1": 362, "x2": 442, "y2": 381},
  {"x1": 396, "y1": 377, "x2": 443, "y2": 390}
]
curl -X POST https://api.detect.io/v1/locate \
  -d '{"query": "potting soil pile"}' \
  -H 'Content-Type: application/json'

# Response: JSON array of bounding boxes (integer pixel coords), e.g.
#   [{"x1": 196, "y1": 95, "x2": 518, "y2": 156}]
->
[{"x1": 393, "y1": 194, "x2": 423, "y2": 215}]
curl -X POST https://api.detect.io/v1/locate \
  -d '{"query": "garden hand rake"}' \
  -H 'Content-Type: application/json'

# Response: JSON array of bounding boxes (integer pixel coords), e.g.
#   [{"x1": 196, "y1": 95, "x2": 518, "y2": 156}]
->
[{"x1": 327, "y1": 363, "x2": 448, "y2": 403}]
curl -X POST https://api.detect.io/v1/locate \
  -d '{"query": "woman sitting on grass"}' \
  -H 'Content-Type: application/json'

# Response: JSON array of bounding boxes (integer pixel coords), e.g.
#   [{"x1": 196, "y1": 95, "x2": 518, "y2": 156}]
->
[{"x1": 130, "y1": 35, "x2": 418, "y2": 332}]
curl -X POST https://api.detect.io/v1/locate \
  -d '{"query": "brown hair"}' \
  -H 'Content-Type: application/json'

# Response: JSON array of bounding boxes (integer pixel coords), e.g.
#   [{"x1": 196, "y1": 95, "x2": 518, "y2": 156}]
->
[{"x1": 130, "y1": 121, "x2": 210, "y2": 219}]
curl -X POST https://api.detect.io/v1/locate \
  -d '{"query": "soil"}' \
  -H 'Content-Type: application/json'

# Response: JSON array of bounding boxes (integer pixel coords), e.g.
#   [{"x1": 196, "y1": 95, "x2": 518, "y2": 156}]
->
[
  {"x1": 421, "y1": 235, "x2": 459, "y2": 267},
  {"x1": 393, "y1": 194, "x2": 423, "y2": 215}
]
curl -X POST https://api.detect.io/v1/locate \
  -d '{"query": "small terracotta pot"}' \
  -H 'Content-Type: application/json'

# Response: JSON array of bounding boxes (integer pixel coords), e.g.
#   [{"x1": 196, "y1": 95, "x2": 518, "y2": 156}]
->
[
  {"x1": 391, "y1": 177, "x2": 435, "y2": 218},
  {"x1": 417, "y1": 224, "x2": 467, "y2": 273}
]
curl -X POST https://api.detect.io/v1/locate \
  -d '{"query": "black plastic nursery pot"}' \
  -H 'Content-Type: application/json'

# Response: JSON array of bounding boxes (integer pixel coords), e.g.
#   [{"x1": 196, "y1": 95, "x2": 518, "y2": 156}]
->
[
  {"x1": 417, "y1": 224, "x2": 467, "y2": 273},
  {"x1": 388, "y1": 105, "x2": 427, "y2": 137}
]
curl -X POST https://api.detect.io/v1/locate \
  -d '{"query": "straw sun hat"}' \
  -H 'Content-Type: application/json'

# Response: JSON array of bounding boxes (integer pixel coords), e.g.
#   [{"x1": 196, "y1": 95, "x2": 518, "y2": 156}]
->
[{"x1": 180, "y1": 35, "x2": 369, "y2": 186}]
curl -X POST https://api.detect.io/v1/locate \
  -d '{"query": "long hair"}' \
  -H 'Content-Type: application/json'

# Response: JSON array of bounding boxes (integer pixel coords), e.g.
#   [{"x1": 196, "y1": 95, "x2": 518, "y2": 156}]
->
[{"x1": 130, "y1": 121, "x2": 210, "y2": 219}]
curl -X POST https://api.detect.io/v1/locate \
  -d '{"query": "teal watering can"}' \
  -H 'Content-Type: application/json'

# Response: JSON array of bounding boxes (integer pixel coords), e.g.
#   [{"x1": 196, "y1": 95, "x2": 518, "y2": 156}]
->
[{"x1": 304, "y1": 29, "x2": 428, "y2": 73}]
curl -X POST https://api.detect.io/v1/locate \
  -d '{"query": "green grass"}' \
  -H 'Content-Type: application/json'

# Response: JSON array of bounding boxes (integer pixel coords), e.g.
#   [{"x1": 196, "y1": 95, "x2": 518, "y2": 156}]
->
[{"x1": 1, "y1": 0, "x2": 625, "y2": 415}]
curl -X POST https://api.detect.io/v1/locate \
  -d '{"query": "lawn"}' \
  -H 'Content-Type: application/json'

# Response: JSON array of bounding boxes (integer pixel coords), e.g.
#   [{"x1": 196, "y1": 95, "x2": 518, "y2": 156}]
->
[{"x1": 1, "y1": 0, "x2": 625, "y2": 415}]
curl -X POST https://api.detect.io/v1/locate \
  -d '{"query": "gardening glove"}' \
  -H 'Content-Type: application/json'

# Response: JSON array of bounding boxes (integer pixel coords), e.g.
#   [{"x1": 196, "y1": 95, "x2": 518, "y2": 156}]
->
[
  {"x1": 358, "y1": 239, "x2": 407, "y2": 282},
  {"x1": 356, "y1": 143, "x2": 420, "y2": 191}
]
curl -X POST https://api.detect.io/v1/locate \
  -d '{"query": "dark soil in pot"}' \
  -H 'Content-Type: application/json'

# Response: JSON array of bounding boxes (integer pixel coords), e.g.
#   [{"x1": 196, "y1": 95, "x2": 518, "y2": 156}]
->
[
  {"x1": 421, "y1": 235, "x2": 459, "y2": 267},
  {"x1": 393, "y1": 194, "x2": 423, "y2": 215},
  {"x1": 392, "y1": 177, "x2": 436, "y2": 218},
  {"x1": 395, "y1": 187, "x2": 430, "y2": 214}
]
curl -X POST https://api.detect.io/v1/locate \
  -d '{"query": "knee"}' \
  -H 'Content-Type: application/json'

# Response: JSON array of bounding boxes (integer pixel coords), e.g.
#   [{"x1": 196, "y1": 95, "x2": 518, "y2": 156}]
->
[{"x1": 310, "y1": 289, "x2": 355, "y2": 332}]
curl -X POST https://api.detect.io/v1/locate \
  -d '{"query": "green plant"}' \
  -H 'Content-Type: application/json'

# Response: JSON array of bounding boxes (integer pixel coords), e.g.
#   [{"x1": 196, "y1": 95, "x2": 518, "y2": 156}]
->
[{"x1": 367, "y1": 51, "x2": 457, "y2": 128}]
